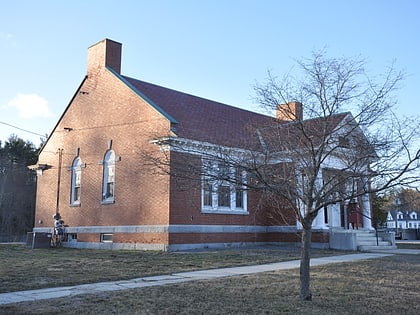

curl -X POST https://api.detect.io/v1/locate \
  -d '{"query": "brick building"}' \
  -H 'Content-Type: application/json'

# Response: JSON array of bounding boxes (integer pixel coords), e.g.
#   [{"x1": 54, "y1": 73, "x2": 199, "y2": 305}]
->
[{"x1": 32, "y1": 39, "x2": 374, "y2": 250}]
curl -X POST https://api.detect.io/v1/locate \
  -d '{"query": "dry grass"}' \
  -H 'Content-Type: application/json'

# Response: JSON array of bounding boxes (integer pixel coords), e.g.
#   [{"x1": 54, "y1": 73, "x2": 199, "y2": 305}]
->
[
  {"x1": 1, "y1": 244, "x2": 419, "y2": 314},
  {"x1": 0, "y1": 244, "x2": 339, "y2": 293}
]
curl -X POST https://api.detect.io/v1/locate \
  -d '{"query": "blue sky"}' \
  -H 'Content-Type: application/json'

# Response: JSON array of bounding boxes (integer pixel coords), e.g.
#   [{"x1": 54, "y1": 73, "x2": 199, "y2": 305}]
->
[{"x1": 1, "y1": 0, "x2": 419, "y2": 146}]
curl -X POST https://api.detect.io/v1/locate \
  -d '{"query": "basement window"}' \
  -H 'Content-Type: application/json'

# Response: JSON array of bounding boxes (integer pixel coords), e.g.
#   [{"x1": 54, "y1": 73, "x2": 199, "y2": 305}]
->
[
  {"x1": 100, "y1": 233, "x2": 113, "y2": 243},
  {"x1": 67, "y1": 234, "x2": 78, "y2": 242}
]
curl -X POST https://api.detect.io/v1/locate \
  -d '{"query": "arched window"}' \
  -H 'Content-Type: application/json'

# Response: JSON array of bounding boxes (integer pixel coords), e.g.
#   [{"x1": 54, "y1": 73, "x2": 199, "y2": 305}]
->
[
  {"x1": 102, "y1": 150, "x2": 116, "y2": 203},
  {"x1": 70, "y1": 156, "x2": 82, "y2": 205}
]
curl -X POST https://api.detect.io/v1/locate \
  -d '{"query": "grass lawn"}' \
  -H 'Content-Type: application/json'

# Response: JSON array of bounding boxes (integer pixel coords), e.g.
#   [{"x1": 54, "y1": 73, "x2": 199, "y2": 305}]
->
[
  {"x1": 1, "y1": 244, "x2": 419, "y2": 314},
  {"x1": 0, "y1": 244, "x2": 340, "y2": 293}
]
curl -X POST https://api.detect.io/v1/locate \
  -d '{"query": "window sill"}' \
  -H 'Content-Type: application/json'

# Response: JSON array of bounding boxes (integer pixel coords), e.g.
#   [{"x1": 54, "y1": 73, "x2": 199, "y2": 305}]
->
[
  {"x1": 70, "y1": 203, "x2": 81, "y2": 207},
  {"x1": 101, "y1": 199, "x2": 115, "y2": 205},
  {"x1": 201, "y1": 208, "x2": 249, "y2": 215}
]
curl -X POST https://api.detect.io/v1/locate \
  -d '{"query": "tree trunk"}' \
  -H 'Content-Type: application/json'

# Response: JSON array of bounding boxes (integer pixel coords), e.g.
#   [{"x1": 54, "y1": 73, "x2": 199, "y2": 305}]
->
[{"x1": 300, "y1": 225, "x2": 312, "y2": 301}]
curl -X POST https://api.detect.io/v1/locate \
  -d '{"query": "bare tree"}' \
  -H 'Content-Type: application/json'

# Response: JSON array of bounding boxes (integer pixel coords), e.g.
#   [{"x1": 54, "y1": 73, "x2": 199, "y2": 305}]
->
[
  {"x1": 394, "y1": 188, "x2": 420, "y2": 211},
  {"x1": 146, "y1": 51, "x2": 420, "y2": 301},
  {"x1": 252, "y1": 51, "x2": 419, "y2": 300}
]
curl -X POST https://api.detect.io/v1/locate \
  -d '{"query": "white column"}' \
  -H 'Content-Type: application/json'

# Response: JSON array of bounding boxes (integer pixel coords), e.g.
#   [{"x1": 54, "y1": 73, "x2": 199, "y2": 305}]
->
[
  {"x1": 330, "y1": 203, "x2": 341, "y2": 227},
  {"x1": 362, "y1": 193, "x2": 373, "y2": 230},
  {"x1": 313, "y1": 173, "x2": 327, "y2": 229},
  {"x1": 313, "y1": 208, "x2": 326, "y2": 229}
]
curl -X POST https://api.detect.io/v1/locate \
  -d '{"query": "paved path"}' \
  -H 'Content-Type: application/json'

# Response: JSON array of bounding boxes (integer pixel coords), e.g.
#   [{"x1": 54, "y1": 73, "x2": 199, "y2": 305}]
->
[{"x1": 0, "y1": 252, "x2": 396, "y2": 305}]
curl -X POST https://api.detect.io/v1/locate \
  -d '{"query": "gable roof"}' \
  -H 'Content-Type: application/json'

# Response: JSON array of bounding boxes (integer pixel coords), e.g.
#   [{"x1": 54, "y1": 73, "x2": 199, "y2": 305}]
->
[
  {"x1": 122, "y1": 76, "x2": 276, "y2": 149},
  {"x1": 388, "y1": 210, "x2": 420, "y2": 221}
]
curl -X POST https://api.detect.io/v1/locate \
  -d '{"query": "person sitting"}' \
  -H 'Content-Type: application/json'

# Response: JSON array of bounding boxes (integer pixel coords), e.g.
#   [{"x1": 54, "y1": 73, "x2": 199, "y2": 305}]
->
[{"x1": 53, "y1": 213, "x2": 64, "y2": 235}]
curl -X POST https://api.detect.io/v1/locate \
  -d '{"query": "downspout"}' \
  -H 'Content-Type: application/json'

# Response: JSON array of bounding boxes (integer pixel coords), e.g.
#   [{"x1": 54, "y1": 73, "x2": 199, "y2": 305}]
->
[{"x1": 55, "y1": 148, "x2": 63, "y2": 216}]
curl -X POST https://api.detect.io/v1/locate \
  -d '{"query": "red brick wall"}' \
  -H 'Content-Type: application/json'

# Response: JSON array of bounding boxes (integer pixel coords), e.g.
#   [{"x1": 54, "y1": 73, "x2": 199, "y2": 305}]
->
[
  {"x1": 74, "y1": 231, "x2": 327, "y2": 247},
  {"x1": 169, "y1": 232, "x2": 300, "y2": 244},
  {"x1": 168, "y1": 151, "x2": 297, "y2": 227},
  {"x1": 34, "y1": 67, "x2": 172, "y2": 231},
  {"x1": 113, "y1": 232, "x2": 168, "y2": 244}
]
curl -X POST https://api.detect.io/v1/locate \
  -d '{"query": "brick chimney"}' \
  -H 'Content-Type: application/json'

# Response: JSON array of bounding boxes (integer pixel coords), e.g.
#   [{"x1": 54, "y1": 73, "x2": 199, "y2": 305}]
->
[
  {"x1": 87, "y1": 39, "x2": 122, "y2": 74},
  {"x1": 276, "y1": 101, "x2": 303, "y2": 121}
]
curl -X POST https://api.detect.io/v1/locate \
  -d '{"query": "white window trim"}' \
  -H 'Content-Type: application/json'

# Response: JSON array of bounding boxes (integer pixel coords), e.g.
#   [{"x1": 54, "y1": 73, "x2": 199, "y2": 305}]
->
[
  {"x1": 100, "y1": 233, "x2": 113, "y2": 243},
  {"x1": 70, "y1": 157, "x2": 82, "y2": 206},
  {"x1": 201, "y1": 160, "x2": 248, "y2": 215},
  {"x1": 102, "y1": 150, "x2": 116, "y2": 204}
]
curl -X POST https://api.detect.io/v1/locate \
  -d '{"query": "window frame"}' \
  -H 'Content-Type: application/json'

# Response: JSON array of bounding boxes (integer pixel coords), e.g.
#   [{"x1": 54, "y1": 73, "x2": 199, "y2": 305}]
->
[
  {"x1": 102, "y1": 150, "x2": 116, "y2": 204},
  {"x1": 70, "y1": 156, "x2": 83, "y2": 206},
  {"x1": 201, "y1": 159, "x2": 248, "y2": 215},
  {"x1": 100, "y1": 233, "x2": 113, "y2": 243}
]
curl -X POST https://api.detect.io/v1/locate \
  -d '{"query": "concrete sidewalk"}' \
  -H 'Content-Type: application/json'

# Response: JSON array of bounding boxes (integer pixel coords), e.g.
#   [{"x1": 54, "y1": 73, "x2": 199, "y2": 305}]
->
[{"x1": 0, "y1": 253, "x2": 394, "y2": 305}]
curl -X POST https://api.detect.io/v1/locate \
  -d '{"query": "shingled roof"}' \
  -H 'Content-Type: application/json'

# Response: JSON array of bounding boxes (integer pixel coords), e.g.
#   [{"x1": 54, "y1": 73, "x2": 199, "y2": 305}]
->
[
  {"x1": 116, "y1": 73, "x2": 352, "y2": 154},
  {"x1": 123, "y1": 76, "x2": 276, "y2": 149},
  {"x1": 257, "y1": 112, "x2": 350, "y2": 152}
]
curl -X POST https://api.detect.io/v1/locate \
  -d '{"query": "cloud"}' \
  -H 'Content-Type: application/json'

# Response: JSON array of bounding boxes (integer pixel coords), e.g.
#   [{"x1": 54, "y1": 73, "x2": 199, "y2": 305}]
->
[
  {"x1": 0, "y1": 32, "x2": 14, "y2": 45},
  {"x1": 0, "y1": 31, "x2": 13, "y2": 41},
  {"x1": 7, "y1": 93, "x2": 52, "y2": 118}
]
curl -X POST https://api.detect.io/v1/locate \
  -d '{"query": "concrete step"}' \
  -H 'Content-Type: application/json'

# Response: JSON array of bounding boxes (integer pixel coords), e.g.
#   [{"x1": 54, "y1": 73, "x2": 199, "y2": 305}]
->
[
  {"x1": 357, "y1": 240, "x2": 390, "y2": 246},
  {"x1": 358, "y1": 244, "x2": 398, "y2": 251},
  {"x1": 353, "y1": 230, "x2": 395, "y2": 251},
  {"x1": 356, "y1": 235, "x2": 379, "y2": 241}
]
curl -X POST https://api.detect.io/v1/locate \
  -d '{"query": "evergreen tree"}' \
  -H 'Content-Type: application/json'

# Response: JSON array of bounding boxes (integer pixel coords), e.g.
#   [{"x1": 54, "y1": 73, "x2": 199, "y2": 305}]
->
[{"x1": 0, "y1": 135, "x2": 39, "y2": 240}]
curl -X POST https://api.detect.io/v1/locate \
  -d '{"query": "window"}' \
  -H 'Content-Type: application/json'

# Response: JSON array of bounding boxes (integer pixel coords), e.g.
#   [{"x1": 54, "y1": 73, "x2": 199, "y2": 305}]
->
[
  {"x1": 203, "y1": 179, "x2": 213, "y2": 207},
  {"x1": 398, "y1": 212, "x2": 404, "y2": 220},
  {"x1": 218, "y1": 184, "x2": 231, "y2": 207},
  {"x1": 67, "y1": 234, "x2": 77, "y2": 242},
  {"x1": 411, "y1": 212, "x2": 417, "y2": 220},
  {"x1": 201, "y1": 160, "x2": 247, "y2": 214},
  {"x1": 100, "y1": 233, "x2": 113, "y2": 243},
  {"x1": 102, "y1": 150, "x2": 116, "y2": 203},
  {"x1": 235, "y1": 167, "x2": 245, "y2": 208},
  {"x1": 70, "y1": 157, "x2": 83, "y2": 205}
]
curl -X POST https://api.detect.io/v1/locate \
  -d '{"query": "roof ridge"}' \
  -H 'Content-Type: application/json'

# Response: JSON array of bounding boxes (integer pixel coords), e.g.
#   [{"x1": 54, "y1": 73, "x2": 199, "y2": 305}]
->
[{"x1": 107, "y1": 67, "x2": 178, "y2": 123}]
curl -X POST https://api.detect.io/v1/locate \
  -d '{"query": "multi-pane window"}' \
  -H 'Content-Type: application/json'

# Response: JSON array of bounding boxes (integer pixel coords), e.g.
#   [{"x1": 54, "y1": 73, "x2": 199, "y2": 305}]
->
[
  {"x1": 70, "y1": 157, "x2": 82, "y2": 205},
  {"x1": 218, "y1": 184, "x2": 231, "y2": 207},
  {"x1": 203, "y1": 179, "x2": 213, "y2": 207},
  {"x1": 235, "y1": 167, "x2": 244, "y2": 208},
  {"x1": 201, "y1": 160, "x2": 247, "y2": 213},
  {"x1": 102, "y1": 150, "x2": 116, "y2": 203}
]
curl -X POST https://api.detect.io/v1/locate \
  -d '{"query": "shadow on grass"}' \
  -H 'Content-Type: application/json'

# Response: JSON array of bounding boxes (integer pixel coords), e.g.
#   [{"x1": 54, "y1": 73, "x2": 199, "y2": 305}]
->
[
  {"x1": 0, "y1": 244, "x2": 345, "y2": 293},
  {"x1": 1, "y1": 254, "x2": 419, "y2": 315}
]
